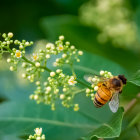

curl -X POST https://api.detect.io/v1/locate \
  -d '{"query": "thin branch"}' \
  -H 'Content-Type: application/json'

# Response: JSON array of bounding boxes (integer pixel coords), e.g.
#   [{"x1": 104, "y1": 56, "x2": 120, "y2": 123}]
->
[
  {"x1": 5, "y1": 45, "x2": 91, "y2": 89},
  {"x1": 22, "y1": 56, "x2": 91, "y2": 88},
  {"x1": 124, "y1": 93, "x2": 140, "y2": 115}
]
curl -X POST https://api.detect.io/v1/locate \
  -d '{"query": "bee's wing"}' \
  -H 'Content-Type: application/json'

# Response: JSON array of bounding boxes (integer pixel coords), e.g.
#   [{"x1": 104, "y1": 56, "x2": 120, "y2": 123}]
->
[
  {"x1": 84, "y1": 74, "x2": 108, "y2": 84},
  {"x1": 84, "y1": 75, "x2": 95, "y2": 84},
  {"x1": 109, "y1": 92, "x2": 119, "y2": 113}
]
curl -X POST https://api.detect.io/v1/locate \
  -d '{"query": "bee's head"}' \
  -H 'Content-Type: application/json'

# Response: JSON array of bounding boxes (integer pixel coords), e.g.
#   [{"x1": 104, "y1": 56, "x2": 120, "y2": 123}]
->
[
  {"x1": 118, "y1": 75, "x2": 127, "y2": 85},
  {"x1": 112, "y1": 78, "x2": 121, "y2": 88}
]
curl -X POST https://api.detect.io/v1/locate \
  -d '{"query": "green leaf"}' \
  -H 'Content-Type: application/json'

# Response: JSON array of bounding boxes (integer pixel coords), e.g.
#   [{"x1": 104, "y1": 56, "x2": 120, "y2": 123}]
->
[
  {"x1": 129, "y1": 70, "x2": 140, "y2": 86},
  {"x1": 0, "y1": 51, "x2": 133, "y2": 140},
  {"x1": 82, "y1": 108, "x2": 124, "y2": 140},
  {"x1": 0, "y1": 101, "x2": 100, "y2": 140},
  {"x1": 0, "y1": 101, "x2": 124, "y2": 140}
]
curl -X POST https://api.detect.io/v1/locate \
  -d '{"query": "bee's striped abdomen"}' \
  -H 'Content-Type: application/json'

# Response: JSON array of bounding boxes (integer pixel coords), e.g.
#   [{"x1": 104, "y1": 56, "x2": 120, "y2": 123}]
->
[{"x1": 94, "y1": 84, "x2": 112, "y2": 108}]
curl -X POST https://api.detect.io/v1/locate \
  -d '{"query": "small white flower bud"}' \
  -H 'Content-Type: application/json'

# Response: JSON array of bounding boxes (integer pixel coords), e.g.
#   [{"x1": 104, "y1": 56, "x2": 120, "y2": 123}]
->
[
  {"x1": 86, "y1": 88, "x2": 90, "y2": 94},
  {"x1": 25, "y1": 42, "x2": 30, "y2": 46},
  {"x1": 35, "y1": 62, "x2": 40, "y2": 67},
  {"x1": 91, "y1": 84, "x2": 95, "y2": 88},
  {"x1": 73, "y1": 51, "x2": 76, "y2": 54},
  {"x1": 60, "y1": 73, "x2": 65, "y2": 77},
  {"x1": 56, "y1": 69, "x2": 61, "y2": 73},
  {"x1": 91, "y1": 94, "x2": 95, "y2": 97},
  {"x1": 78, "y1": 51, "x2": 83, "y2": 55},
  {"x1": 108, "y1": 72, "x2": 111, "y2": 75},
  {"x1": 46, "y1": 43, "x2": 51, "y2": 49},
  {"x1": 27, "y1": 76, "x2": 31, "y2": 80},
  {"x1": 87, "y1": 77, "x2": 92, "y2": 82},
  {"x1": 8, "y1": 32, "x2": 13, "y2": 38},
  {"x1": 67, "y1": 97, "x2": 71, "y2": 100},
  {"x1": 19, "y1": 45, "x2": 24, "y2": 49},
  {"x1": 56, "y1": 58, "x2": 59, "y2": 62},
  {"x1": 7, "y1": 41, "x2": 10, "y2": 45},
  {"x1": 36, "y1": 137, "x2": 41, "y2": 140},
  {"x1": 100, "y1": 70, "x2": 105, "y2": 75},
  {"x1": 63, "y1": 88, "x2": 67, "y2": 92},
  {"x1": 59, "y1": 35, "x2": 64, "y2": 40},
  {"x1": 53, "y1": 62, "x2": 58, "y2": 67},
  {"x1": 11, "y1": 53, "x2": 14, "y2": 56},
  {"x1": 54, "y1": 89, "x2": 59, "y2": 94},
  {"x1": 66, "y1": 41, "x2": 70, "y2": 45},
  {"x1": 41, "y1": 134, "x2": 45, "y2": 139},
  {"x1": 22, "y1": 50, "x2": 25, "y2": 54},
  {"x1": 50, "y1": 72, "x2": 55, "y2": 77},
  {"x1": 77, "y1": 59, "x2": 80, "y2": 62},
  {"x1": 70, "y1": 45, "x2": 75, "y2": 49},
  {"x1": 36, "y1": 81, "x2": 40, "y2": 86},
  {"x1": 34, "y1": 95, "x2": 38, "y2": 100},
  {"x1": 92, "y1": 78, "x2": 96, "y2": 82},
  {"x1": 22, "y1": 73, "x2": 26, "y2": 78},
  {"x1": 66, "y1": 60, "x2": 69, "y2": 63},
  {"x1": 46, "y1": 54, "x2": 50, "y2": 59},
  {"x1": 7, "y1": 58, "x2": 11, "y2": 63},
  {"x1": 94, "y1": 86, "x2": 98, "y2": 91},
  {"x1": 22, "y1": 62, "x2": 27, "y2": 68},
  {"x1": 46, "y1": 86, "x2": 51, "y2": 92},
  {"x1": 62, "y1": 54, "x2": 67, "y2": 58},
  {"x1": 60, "y1": 94, "x2": 65, "y2": 99},
  {"x1": 10, "y1": 66, "x2": 14, "y2": 71}
]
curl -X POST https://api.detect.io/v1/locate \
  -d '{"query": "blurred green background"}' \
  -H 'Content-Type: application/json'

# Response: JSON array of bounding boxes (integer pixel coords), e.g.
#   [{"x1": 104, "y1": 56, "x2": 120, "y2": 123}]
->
[{"x1": 0, "y1": 0, "x2": 140, "y2": 140}]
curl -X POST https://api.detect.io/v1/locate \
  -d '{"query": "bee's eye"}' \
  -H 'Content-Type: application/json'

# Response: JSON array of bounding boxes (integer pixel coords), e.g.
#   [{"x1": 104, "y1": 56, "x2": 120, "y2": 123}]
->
[{"x1": 112, "y1": 78, "x2": 121, "y2": 87}]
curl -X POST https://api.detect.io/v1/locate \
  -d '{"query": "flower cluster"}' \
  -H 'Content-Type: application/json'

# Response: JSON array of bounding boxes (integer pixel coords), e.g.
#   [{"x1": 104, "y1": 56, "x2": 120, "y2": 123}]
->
[
  {"x1": 53, "y1": 36, "x2": 83, "y2": 66},
  {"x1": 30, "y1": 69, "x2": 78, "y2": 111},
  {"x1": 0, "y1": 33, "x2": 83, "y2": 111},
  {"x1": 1, "y1": 33, "x2": 33, "y2": 71},
  {"x1": 27, "y1": 128, "x2": 45, "y2": 140},
  {"x1": 80, "y1": 0, "x2": 139, "y2": 50},
  {"x1": 85, "y1": 70, "x2": 113, "y2": 100}
]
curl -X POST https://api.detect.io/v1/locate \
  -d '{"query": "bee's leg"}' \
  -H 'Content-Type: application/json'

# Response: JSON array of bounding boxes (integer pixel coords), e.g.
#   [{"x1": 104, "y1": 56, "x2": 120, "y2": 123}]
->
[
  {"x1": 119, "y1": 90, "x2": 122, "y2": 94},
  {"x1": 109, "y1": 96, "x2": 112, "y2": 101}
]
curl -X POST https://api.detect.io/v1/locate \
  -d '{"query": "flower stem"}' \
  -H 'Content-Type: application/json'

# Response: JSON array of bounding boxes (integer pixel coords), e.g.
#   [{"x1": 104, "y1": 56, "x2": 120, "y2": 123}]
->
[
  {"x1": 22, "y1": 56, "x2": 51, "y2": 72},
  {"x1": 22, "y1": 56, "x2": 90, "y2": 88}
]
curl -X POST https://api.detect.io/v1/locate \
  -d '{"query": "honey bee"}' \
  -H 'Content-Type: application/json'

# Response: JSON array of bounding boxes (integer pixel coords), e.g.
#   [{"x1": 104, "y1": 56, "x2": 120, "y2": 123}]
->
[{"x1": 85, "y1": 75, "x2": 127, "y2": 113}]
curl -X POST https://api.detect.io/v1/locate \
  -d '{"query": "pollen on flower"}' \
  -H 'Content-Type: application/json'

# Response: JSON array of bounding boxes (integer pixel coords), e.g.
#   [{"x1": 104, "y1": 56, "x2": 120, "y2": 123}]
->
[
  {"x1": 33, "y1": 53, "x2": 38, "y2": 61},
  {"x1": 68, "y1": 76, "x2": 77, "y2": 85},
  {"x1": 15, "y1": 50, "x2": 22, "y2": 58},
  {"x1": 74, "y1": 104, "x2": 79, "y2": 111},
  {"x1": 57, "y1": 45, "x2": 64, "y2": 51}
]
